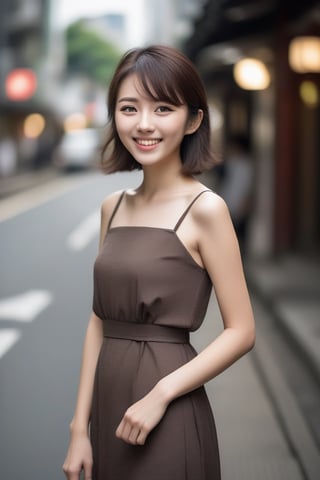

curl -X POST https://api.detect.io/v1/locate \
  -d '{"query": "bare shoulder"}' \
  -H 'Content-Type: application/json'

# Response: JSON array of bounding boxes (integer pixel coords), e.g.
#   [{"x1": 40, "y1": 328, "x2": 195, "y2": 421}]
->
[
  {"x1": 192, "y1": 190, "x2": 239, "y2": 264},
  {"x1": 98, "y1": 190, "x2": 125, "y2": 250},
  {"x1": 192, "y1": 190, "x2": 230, "y2": 230},
  {"x1": 101, "y1": 189, "x2": 125, "y2": 219}
]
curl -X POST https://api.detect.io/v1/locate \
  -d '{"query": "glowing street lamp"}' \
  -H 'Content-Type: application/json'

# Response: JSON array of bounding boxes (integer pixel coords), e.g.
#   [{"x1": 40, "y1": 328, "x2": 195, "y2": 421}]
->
[
  {"x1": 289, "y1": 36, "x2": 320, "y2": 73},
  {"x1": 233, "y1": 58, "x2": 270, "y2": 90}
]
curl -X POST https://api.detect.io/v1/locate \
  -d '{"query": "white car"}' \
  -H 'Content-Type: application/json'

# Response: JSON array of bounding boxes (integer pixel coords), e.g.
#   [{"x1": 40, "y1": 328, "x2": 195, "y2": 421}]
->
[{"x1": 54, "y1": 128, "x2": 102, "y2": 170}]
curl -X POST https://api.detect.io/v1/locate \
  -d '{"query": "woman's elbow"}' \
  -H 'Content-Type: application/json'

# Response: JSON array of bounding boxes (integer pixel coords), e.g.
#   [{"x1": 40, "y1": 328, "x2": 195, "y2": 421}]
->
[{"x1": 244, "y1": 326, "x2": 256, "y2": 352}]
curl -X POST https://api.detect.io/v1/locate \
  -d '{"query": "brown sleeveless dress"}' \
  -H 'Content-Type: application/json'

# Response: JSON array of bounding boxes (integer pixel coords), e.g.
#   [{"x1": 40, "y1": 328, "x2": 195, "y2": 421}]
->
[{"x1": 91, "y1": 190, "x2": 221, "y2": 480}]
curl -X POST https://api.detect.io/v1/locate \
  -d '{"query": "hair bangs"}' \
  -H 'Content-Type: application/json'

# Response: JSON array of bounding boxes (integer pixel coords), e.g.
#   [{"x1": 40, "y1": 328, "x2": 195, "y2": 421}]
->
[{"x1": 134, "y1": 55, "x2": 184, "y2": 107}]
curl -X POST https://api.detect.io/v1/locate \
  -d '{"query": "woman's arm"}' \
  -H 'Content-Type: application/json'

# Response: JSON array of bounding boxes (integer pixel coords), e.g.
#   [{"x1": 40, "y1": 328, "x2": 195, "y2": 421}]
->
[
  {"x1": 63, "y1": 192, "x2": 122, "y2": 479},
  {"x1": 63, "y1": 312, "x2": 103, "y2": 479},
  {"x1": 68, "y1": 312, "x2": 104, "y2": 434},
  {"x1": 116, "y1": 193, "x2": 255, "y2": 446},
  {"x1": 67, "y1": 192, "x2": 114, "y2": 434},
  {"x1": 158, "y1": 193, "x2": 255, "y2": 398}
]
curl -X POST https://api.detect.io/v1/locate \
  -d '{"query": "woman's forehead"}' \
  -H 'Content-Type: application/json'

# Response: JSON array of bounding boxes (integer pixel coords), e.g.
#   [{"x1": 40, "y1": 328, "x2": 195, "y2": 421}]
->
[
  {"x1": 117, "y1": 74, "x2": 147, "y2": 98},
  {"x1": 116, "y1": 72, "x2": 184, "y2": 105}
]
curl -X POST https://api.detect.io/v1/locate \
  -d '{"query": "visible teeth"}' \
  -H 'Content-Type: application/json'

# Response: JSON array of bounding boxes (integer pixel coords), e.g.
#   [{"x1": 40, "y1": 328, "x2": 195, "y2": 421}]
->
[{"x1": 136, "y1": 139, "x2": 160, "y2": 146}]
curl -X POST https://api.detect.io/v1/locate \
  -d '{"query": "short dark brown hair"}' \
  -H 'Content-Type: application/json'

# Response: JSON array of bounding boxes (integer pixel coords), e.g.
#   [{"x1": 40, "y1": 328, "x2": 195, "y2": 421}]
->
[{"x1": 100, "y1": 45, "x2": 216, "y2": 175}]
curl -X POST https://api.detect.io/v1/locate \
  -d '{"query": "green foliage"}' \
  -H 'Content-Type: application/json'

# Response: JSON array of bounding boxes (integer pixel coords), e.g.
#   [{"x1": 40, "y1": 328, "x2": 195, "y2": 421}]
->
[{"x1": 66, "y1": 20, "x2": 122, "y2": 85}]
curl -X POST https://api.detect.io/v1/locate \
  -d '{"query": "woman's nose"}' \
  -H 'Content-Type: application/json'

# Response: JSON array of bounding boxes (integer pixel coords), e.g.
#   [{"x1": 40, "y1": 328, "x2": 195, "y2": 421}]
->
[{"x1": 136, "y1": 112, "x2": 154, "y2": 132}]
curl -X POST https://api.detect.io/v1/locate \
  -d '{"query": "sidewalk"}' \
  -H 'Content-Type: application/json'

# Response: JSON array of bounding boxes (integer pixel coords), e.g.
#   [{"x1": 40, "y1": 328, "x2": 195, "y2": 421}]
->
[
  {"x1": 191, "y1": 296, "x2": 320, "y2": 480},
  {"x1": 192, "y1": 295, "x2": 309, "y2": 480},
  {"x1": 245, "y1": 255, "x2": 320, "y2": 383},
  {"x1": 0, "y1": 166, "x2": 60, "y2": 199}
]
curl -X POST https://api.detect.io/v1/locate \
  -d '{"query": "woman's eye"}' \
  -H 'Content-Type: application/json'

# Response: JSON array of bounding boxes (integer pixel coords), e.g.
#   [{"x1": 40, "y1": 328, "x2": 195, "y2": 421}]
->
[
  {"x1": 156, "y1": 106, "x2": 173, "y2": 113},
  {"x1": 120, "y1": 106, "x2": 136, "y2": 113}
]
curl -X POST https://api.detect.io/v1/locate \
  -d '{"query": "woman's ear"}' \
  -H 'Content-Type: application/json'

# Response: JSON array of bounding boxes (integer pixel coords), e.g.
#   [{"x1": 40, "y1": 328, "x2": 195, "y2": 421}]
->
[{"x1": 185, "y1": 109, "x2": 204, "y2": 135}]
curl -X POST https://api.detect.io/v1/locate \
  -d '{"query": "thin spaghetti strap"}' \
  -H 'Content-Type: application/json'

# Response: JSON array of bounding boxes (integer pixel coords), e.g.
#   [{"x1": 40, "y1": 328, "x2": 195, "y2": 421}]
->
[
  {"x1": 174, "y1": 190, "x2": 212, "y2": 232},
  {"x1": 107, "y1": 190, "x2": 126, "y2": 231}
]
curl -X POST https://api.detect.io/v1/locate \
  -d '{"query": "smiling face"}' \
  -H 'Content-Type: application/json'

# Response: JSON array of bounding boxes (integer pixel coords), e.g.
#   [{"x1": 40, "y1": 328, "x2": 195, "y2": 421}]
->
[{"x1": 115, "y1": 74, "x2": 200, "y2": 169}]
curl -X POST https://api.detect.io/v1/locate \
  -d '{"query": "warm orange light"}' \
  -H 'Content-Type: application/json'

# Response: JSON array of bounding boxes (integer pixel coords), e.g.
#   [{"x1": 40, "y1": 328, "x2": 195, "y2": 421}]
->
[
  {"x1": 64, "y1": 113, "x2": 87, "y2": 132},
  {"x1": 233, "y1": 58, "x2": 270, "y2": 90},
  {"x1": 289, "y1": 36, "x2": 320, "y2": 73},
  {"x1": 24, "y1": 114, "x2": 46, "y2": 138},
  {"x1": 5, "y1": 69, "x2": 37, "y2": 101}
]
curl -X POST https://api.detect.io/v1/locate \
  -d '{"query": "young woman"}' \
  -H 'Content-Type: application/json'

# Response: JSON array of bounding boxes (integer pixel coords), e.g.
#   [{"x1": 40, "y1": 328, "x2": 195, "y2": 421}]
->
[{"x1": 63, "y1": 45, "x2": 255, "y2": 480}]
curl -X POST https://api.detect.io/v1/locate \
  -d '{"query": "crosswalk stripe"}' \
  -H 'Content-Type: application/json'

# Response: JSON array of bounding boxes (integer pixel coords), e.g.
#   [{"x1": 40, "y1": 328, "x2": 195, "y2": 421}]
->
[
  {"x1": 0, "y1": 329, "x2": 21, "y2": 359},
  {"x1": 67, "y1": 209, "x2": 100, "y2": 251},
  {"x1": 0, "y1": 290, "x2": 53, "y2": 322}
]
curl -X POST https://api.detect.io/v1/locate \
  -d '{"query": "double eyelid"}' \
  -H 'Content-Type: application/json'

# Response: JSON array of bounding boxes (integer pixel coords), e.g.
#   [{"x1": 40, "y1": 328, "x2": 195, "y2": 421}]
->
[
  {"x1": 118, "y1": 100, "x2": 174, "y2": 114},
  {"x1": 119, "y1": 106, "x2": 174, "y2": 113}
]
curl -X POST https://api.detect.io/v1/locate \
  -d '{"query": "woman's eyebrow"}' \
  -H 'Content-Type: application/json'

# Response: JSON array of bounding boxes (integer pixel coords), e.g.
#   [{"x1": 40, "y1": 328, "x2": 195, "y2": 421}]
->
[{"x1": 118, "y1": 97, "x2": 138, "y2": 103}]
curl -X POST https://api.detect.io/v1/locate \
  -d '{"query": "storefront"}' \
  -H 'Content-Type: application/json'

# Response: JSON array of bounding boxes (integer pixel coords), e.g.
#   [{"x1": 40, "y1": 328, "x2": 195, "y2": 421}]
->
[{"x1": 184, "y1": 0, "x2": 320, "y2": 256}]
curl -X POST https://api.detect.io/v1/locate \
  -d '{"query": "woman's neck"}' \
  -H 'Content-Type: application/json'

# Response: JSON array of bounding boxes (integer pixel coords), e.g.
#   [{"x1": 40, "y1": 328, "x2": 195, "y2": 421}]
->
[{"x1": 138, "y1": 162, "x2": 194, "y2": 200}]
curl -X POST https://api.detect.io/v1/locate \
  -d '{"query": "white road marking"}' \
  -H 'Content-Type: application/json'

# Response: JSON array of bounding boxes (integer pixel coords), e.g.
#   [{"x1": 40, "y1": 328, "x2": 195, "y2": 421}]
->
[
  {"x1": 67, "y1": 209, "x2": 100, "y2": 251},
  {"x1": 0, "y1": 290, "x2": 53, "y2": 322},
  {"x1": 0, "y1": 329, "x2": 21, "y2": 359}
]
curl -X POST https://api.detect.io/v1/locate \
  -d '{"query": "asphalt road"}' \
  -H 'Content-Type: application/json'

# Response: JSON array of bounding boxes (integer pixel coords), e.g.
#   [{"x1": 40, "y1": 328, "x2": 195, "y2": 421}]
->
[{"x1": 0, "y1": 170, "x2": 142, "y2": 479}]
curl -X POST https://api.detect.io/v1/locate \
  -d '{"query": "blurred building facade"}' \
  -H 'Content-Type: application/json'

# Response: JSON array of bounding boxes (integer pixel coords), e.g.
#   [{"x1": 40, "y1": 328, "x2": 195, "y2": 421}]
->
[
  {"x1": 0, "y1": 0, "x2": 64, "y2": 175},
  {"x1": 183, "y1": 0, "x2": 320, "y2": 258},
  {"x1": 145, "y1": 0, "x2": 207, "y2": 46},
  {"x1": 83, "y1": 14, "x2": 126, "y2": 51}
]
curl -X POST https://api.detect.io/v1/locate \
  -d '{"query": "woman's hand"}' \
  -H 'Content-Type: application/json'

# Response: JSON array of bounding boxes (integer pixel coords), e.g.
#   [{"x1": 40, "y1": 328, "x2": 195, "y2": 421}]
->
[
  {"x1": 115, "y1": 384, "x2": 170, "y2": 446},
  {"x1": 62, "y1": 430, "x2": 93, "y2": 480}
]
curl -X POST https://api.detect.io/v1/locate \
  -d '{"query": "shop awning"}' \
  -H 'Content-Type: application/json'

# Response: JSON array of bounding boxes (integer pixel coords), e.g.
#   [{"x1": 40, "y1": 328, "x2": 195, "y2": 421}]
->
[{"x1": 184, "y1": 0, "x2": 320, "y2": 60}]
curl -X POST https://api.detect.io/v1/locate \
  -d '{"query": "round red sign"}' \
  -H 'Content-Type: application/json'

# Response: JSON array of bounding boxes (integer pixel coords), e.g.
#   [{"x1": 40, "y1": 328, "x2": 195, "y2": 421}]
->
[{"x1": 5, "y1": 69, "x2": 37, "y2": 101}]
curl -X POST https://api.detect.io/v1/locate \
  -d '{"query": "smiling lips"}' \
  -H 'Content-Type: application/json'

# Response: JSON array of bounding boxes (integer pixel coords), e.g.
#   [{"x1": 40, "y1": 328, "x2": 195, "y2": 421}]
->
[{"x1": 134, "y1": 138, "x2": 162, "y2": 147}]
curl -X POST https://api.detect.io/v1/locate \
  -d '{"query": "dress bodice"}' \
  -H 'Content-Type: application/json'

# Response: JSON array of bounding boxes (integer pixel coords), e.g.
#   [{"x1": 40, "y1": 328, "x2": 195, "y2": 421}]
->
[
  {"x1": 92, "y1": 225, "x2": 211, "y2": 331},
  {"x1": 92, "y1": 190, "x2": 212, "y2": 331}
]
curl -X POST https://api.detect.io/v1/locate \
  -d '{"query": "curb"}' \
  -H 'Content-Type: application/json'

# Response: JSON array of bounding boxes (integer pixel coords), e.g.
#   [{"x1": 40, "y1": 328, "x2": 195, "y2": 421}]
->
[
  {"x1": 251, "y1": 295, "x2": 320, "y2": 480},
  {"x1": 0, "y1": 167, "x2": 61, "y2": 199},
  {"x1": 246, "y1": 265, "x2": 320, "y2": 386}
]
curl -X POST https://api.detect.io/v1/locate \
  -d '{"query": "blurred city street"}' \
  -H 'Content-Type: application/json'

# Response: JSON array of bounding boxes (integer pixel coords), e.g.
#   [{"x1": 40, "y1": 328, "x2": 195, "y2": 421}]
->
[{"x1": 0, "y1": 170, "x2": 319, "y2": 479}]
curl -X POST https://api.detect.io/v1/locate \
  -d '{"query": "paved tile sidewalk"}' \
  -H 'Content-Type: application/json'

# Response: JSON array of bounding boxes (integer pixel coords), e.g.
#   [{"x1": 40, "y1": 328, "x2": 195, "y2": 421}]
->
[
  {"x1": 191, "y1": 295, "x2": 304, "y2": 480},
  {"x1": 246, "y1": 255, "x2": 320, "y2": 382}
]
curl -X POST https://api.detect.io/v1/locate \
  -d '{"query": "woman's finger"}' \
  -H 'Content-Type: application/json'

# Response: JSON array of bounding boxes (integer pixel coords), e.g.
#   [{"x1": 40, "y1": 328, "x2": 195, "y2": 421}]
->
[
  {"x1": 128, "y1": 426, "x2": 142, "y2": 445},
  {"x1": 62, "y1": 463, "x2": 81, "y2": 480},
  {"x1": 116, "y1": 420, "x2": 131, "y2": 443},
  {"x1": 136, "y1": 428, "x2": 148, "y2": 445},
  {"x1": 83, "y1": 459, "x2": 93, "y2": 480}
]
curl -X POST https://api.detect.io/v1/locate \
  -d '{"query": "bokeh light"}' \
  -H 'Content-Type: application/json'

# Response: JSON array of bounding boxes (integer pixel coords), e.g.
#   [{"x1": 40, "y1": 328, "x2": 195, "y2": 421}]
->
[
  {"x1": 233, "y1": 58, "x2": 271, "y2": 90},
  {"x1": 64, "y1": 112, "x2": 87, "y2": 132},
  {"x1": 289, "y1": 36, "x2": 320, "y2": 73},
  {"x1": 299, "y1": 81, "x2": 319, "y2": 107},
  {"x1": 5, "y1": 69, "x2": 37, "y2": 101},
  {"x1": 23, "y1": 114, "x2": 46, "y2": 138}
]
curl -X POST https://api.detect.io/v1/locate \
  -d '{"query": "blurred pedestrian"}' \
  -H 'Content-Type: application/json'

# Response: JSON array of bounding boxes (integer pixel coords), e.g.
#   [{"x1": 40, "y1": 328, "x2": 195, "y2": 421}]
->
[
  {"x1": 63, "y1": 45, "x2": 255, "y2": 480},
  {"x1": 0, "y1": 136, "x2": 16, "y2": 177},
  {"x1": 218, "y1": 135, "x2": 254, "y2": 256}
]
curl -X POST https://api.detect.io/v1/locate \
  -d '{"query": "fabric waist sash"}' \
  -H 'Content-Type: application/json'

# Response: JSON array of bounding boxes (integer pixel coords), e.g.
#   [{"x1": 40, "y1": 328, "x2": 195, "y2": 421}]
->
[{"x1": 103, "y1": 318, "x2": 189, "y2": 344}]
